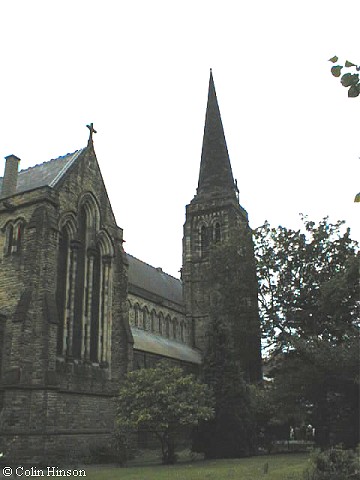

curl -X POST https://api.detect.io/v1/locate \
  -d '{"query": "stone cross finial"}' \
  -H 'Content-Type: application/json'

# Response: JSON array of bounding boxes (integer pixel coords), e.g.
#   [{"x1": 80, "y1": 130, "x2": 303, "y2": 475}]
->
[{"x1": 86, "y1": 123, "x2": 97, "y2": 142}]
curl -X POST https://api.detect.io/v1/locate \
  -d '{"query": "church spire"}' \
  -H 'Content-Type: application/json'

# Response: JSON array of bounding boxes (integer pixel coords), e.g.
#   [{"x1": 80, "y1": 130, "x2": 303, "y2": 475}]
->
[{"x1": 197, "y1": 70, "x2": 235, "y2": 197}]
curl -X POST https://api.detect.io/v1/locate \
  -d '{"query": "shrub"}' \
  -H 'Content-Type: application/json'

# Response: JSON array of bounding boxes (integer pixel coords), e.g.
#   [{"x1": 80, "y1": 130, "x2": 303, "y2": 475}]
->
[
  {"x1": 89, "y1": 433, "x2": 130, "y2": 465},
  {"x1": 304, "y1": 445, "x2": 359, "y2": 480}
]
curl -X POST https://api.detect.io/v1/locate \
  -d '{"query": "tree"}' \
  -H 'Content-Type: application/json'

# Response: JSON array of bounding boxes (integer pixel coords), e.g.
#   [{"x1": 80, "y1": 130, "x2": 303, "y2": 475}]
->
[
  {"x1": 192, "y1": 316, "x2": 257, "y2": 458},
  {"x1": 116, "y1": 363, "x2": 214, "y2": 464},
  {"x1": 192, "y1": 239, "x2": 260, "y2": 458},
  {"x1": 255, "y1": 216, "x2": 359, "y2": 351},
  {"x1": 254, "y1": 216, "x2": 359, "y2": 446}
]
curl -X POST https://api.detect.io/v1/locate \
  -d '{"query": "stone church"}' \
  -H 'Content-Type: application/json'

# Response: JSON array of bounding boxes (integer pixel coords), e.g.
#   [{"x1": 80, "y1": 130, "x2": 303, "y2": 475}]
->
[{"x1": 0, "y1": 72, "x2": 261, "y2": 462}]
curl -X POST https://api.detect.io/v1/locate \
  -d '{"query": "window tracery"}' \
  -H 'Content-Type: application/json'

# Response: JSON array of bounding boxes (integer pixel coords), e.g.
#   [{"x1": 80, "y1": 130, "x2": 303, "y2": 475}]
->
[{"x1": 56, "y1": 194, "x2": 114, "y2": 367}]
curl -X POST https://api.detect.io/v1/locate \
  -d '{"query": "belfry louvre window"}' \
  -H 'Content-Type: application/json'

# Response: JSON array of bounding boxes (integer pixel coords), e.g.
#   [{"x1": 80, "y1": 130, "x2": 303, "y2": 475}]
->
[
  {"x1": 214, "y1": 222, "x2": 221, "y2": 243},
  {"x1": 200, "y1": 225, "x2": 210, "y2": 256},
  {"x1": 56, "y1": 195, "x2": 114, "y2": 366}
]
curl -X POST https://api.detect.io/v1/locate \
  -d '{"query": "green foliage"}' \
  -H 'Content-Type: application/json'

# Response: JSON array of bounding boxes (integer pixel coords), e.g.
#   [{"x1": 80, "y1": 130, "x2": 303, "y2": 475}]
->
[
  {"x1": 248, "y1": 382, "x2": 281, "y2": 452},
  {"x1": 116, "y1": 363, "x2": 214, "y2": 464},
  {"x1": 206, "y1": 236, "x2": 261, "y2": 382},
  {"x1": 255, "y1": 215, "x2": 359, "y2": 350},
  {"x1": 254, "y1": 216, "x2": 359, "y2": 446},
  {"x1": 192, "y1": 239, "x2": 260, "y2": 458},
  {"x1": 193, "y1": 317, "x2": 257, "y2": 458},
  {"x1": 329, "y1": 55, "x2": 360, "y2": 97},
  {"x1": 330, "y1": 65, "x2": 342, "y2": 77},
  {"x1": 304, "y1": 445, "x2": 360, "y2": 480},
  {"x1": 88, "y1": 433, "x2": 129, "y2": 465}
]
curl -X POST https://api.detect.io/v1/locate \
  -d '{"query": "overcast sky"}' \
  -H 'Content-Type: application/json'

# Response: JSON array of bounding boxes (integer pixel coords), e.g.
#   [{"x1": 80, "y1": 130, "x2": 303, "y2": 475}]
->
[{"x1": 1, "y1": 1, "x2": 359, "y2": 277}]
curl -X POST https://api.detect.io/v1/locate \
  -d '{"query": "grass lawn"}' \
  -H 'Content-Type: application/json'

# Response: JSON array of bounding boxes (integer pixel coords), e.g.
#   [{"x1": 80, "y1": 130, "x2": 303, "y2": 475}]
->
[{"x1": 82, "y1": 453, "x2": 309, "y2": 480}]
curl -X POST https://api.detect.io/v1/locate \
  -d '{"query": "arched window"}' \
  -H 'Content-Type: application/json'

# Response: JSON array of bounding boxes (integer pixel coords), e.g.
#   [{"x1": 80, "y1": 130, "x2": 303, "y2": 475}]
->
[
  {"x1": 14, "y1": 222, "x2": 23, "y2": 253},
  {"x1": 56, "y1": 227, "x2": 69, "y2": 356},
  {"x1": 5, "y1": 223, "x2": 13, "y2": 255},
  {"x1": 180, "y1": 322, "x2": 184, "y2": 342},
  {"x1": 73, "y1": 205, "x2": 87, "y2": 359},
  {"x1": 214, "y1": 222, "x2": 221, "y2": 243},
  {"x1": 4, "y1": 220, "x2": 24, "y2": 255},
  {"x1": 200, "y1": 225, "x2": 209, "y2": 256},
  {"x1": 165, "y1": 315, "x2": 171, "y2": 338},
  {"x1": 89, "y1": 245, "x2": 101, "y2": 362},
  {"x1": 56, "y1": 214, "x2": 77, "y2": 358},
  {"x1": 127, "y1": 300, "x2": 133, "y2": 326},
  {"x1": 143, "y1": 307, "x2": 149, "y2": 330},
  {"x1": 158, "y1": 312, "x2": 164, "y2": 335},
  {"x1": 134, "y1": 304, "x2": 140, "y2": 327},
  {"x1": 151, "y1": 309, "x2": 156, "y2": 332},
  {"x1": 173, "y1": 318, "x2": 177, "y2": 340},
  {"x1": 56, "y1": 196, "x2": 114, "y2": 367}
]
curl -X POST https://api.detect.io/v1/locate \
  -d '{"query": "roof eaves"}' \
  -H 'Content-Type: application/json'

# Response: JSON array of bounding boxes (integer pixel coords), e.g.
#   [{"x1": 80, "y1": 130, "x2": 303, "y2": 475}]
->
[{"x1": 131, "y1": 327, "x2": 202, "y2": 364}]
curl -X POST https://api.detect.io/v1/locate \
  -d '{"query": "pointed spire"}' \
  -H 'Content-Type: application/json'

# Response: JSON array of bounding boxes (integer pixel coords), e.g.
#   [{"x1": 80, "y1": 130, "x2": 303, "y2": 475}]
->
[{"x1": 197, "y1": 70, "x2": 235, "y2": 198}]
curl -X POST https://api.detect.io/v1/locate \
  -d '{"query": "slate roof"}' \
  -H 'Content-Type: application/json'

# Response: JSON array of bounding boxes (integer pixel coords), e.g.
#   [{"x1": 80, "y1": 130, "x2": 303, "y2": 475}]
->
[
  {"x1": 132, "y1": 327, "x2": 201, "y2": 364},
  {"x1": 127, "y1": 254, "x2": 183, "y2": 306},
  {"x1": 197, "y1": 70, "x2": 236, "y2": 197},
  {"x1": 0, "y1": 149, "x2": 85, "y2": 198}
]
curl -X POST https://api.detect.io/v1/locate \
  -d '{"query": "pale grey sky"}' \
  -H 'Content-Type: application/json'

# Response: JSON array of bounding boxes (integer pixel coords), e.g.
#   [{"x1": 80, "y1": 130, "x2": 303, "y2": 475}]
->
[{"x1": 1, "y1": 1, "x2": 359, "y2": 277}]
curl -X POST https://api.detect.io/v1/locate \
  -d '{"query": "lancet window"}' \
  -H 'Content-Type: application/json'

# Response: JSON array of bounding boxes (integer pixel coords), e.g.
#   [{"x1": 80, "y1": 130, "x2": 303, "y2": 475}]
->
[
  {"x1": 4, "y1": 219, "x2": 24, "y2": 255},
  {"x1": 56, "y1": 194, "x2": 114, "y2": 366}
]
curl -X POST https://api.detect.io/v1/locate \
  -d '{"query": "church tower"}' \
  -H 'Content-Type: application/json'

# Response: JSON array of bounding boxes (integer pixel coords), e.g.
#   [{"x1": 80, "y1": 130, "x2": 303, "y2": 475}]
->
[{"x1": 182, "y1": 70, "x2": 262, "y2": 382}]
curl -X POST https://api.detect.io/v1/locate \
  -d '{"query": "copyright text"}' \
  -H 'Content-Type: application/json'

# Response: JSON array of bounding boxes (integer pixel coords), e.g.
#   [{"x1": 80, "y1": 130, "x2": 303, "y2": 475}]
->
[{"x1": 2, "y1": 466, "x2": 86, "y2": 477}]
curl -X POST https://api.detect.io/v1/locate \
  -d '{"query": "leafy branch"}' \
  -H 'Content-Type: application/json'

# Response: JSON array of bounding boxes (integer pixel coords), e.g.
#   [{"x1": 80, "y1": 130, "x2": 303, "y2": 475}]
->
[{"x1": 329, "y1": 55, "x2": 360, "y2": 97}]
